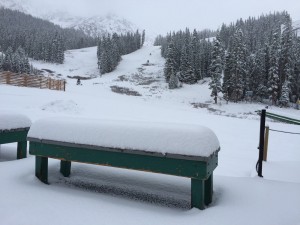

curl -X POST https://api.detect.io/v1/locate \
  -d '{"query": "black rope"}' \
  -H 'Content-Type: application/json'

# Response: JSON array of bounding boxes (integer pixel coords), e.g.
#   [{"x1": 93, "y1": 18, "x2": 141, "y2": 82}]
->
[{"x1": 269, "y1": 128, "x2": 300, "y2": 135}]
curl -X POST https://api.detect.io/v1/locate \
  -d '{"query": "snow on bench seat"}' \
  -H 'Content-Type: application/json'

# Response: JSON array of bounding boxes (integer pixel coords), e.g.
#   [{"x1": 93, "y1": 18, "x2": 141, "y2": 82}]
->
[
  {"x1": 28, "y1": 117, "x2": 220, "y2": 158},
  {"x1": 0, "y1": 113, "x2": 31, "y2": 131}
]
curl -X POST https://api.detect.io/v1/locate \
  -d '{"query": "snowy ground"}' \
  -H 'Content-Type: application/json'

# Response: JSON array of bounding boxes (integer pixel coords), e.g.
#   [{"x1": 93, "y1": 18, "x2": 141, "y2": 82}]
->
[{"x1": 1, "y1": 45, "x2": 300, "y2": 225}]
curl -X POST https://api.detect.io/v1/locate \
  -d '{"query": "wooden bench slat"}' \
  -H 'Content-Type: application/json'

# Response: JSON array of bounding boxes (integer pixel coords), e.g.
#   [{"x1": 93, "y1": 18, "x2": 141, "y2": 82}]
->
[{"x1": 29, "y1": 141, "x2": 218, "y2": 179}]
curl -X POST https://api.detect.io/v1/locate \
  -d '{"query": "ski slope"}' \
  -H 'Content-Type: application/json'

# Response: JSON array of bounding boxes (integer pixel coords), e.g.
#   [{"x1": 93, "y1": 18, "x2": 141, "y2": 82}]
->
[{"x1": 0, "y1": 45, "x2": 300, "y2": 225}]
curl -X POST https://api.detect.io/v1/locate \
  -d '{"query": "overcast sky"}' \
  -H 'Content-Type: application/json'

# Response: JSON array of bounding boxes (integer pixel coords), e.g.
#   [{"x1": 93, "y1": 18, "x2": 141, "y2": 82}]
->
[{"x1": 32, "y1": 0, "x2": 300, "y2": 34}]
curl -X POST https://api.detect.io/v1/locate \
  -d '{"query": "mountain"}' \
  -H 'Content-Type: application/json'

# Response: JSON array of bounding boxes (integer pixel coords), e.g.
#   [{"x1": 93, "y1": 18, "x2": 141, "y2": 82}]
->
[
  {"x1": 45, "y1": 13, "x2": 139, "y2": 38},
  {"x1": 0, "y1": 0, "x2": 139, "y2": 38}
]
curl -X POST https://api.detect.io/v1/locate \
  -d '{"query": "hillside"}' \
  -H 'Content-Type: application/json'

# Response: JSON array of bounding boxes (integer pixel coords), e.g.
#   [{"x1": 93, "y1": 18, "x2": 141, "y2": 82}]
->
[
  {"x1": 1, "y1": 44, "x2": 300, "y2": 225},
  {"x1": 0, "y1": 0, "x2": 139, "y2": 37}
]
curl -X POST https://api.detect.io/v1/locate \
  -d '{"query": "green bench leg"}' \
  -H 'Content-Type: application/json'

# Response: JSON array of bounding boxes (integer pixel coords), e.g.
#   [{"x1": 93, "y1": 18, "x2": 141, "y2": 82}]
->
[
  {"x1": 60, "y1": 160, "x2": 71, "y2": 177},
  {"x1": 205, "y1": 173, "x2": 213, "y2": 205},
  {"x1": 17, "y1": 141, "x2": 27, "y2": 159},
  {"x1": 35, "y1": 156, "x2": 48, "y2": 184},
  {"x1": 191, "y1": 178, "x2": 205, "y2": 210}
]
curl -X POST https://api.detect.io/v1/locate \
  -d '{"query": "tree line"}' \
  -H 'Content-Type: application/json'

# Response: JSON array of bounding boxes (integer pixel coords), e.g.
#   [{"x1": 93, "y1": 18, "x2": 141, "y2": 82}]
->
[
  {"x1": 0, "y1": 46, "x2": 33, "y2": 74},
  {"x1": 156, "y1": 11, "x2": 300, "y2": 106},
  {"x1": 97, "y1": 30, "x2": 145, "y2": 74},
  {"x1": 0, "y1": 7, "x2": 96, "y2": 66}
]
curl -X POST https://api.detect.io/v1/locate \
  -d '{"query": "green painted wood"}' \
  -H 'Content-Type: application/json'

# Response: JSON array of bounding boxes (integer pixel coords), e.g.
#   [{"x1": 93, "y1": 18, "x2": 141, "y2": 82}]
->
[
  {"x1": 204, "y1": 174, "x2": 213, "y2": 205},
  {"x1": 256, "y1": 110, "x2": 300, "y2": 125},
  {"x1": 60, "y1": 160, "x2": 71, "y2": 177},
  {"x1": 0, "y1": 129, "x2": 29, "y2": 144},
  {"x1": 17, "y1": 141, "x2": 27, "y2": 159},
  {"x1": 0, "y1": 129, "x2": 29, "y2": 159},
  {"x1": 265, "y1": 112, "x2": 300, "y2": 125},
  {"x1": 35, "y1": 156, "x2": 48, "y2": 184},
  {"x1": 191, "y1": 178, "x2": 205, "y2": 210},
  {"x1": 29, "y1": 142, "x2": 218, "y2": 179}
]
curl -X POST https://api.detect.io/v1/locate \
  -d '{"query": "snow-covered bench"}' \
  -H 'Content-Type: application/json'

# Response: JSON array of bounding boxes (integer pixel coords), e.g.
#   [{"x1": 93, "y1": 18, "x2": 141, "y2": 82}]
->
[
  {"x1": 28, "y1": 117, "x2": 220, "y2": 210},
  {"x1": 0, "y1": 113, "x2": 31, "y2": 159}
]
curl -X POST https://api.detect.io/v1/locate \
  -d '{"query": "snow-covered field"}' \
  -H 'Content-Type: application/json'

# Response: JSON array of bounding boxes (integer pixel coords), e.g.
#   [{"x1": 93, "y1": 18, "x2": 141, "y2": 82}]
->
[{"x1": 0, "y1": 45, "x2": 300, "y2": 225}]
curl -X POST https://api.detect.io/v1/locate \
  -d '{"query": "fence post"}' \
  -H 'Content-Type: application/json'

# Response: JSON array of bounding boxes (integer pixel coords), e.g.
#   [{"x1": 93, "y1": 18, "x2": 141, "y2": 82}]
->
[
  {"x1": 24, "y1": 74, "x2": 28, "y2": 87},
  {"x1": 257, "y1": 109, "x2": 266, "y2": 177},
  {"x1": 64, "y1": 80, "x2": 66, "y2": 92},
  {"x1": 263, "y1": 125, "x2": 269, "y2": 161},
  {"x1": 6, "y1": 72, "x2": 10, "y2": 84}
]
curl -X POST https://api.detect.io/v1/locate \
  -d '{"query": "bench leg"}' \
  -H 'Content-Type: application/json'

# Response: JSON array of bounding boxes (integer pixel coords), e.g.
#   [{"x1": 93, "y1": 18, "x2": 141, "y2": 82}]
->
[
  {"x1": 35, "y1": 156, "x2": 48, "y2": 184},
  {"x1": 17, "y1": 141, "x2": 27, "y2": 159},
  {"x1": 191, "y1": 178, "x2": 205, "y2": 210},
  {"x1": 60, "y1": 160, "x2": 71, "y2": 177},
  {"x1": 205, "y1": 173, "x2": 213, "y2": 205}
]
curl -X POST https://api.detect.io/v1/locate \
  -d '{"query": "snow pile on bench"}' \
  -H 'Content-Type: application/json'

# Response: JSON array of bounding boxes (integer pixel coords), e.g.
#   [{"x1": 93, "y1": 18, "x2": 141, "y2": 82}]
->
[
  {"x1": 0, "y1": 113, "x2": 31, "y2": 131},
  {"x1": 28, "y1": 117, "x2": 220, "y2": 157}
]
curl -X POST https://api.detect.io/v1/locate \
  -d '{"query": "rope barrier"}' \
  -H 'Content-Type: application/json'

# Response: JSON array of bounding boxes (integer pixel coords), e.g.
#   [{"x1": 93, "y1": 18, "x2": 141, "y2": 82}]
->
[{"x1": 269, "y1": 128, "x2": 300, "y2": 135}]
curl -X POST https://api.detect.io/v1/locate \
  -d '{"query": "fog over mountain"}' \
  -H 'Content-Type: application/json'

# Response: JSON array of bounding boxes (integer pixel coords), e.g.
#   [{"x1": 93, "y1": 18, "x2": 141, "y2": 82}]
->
[
  {"x1": 1, "y1": 0, "x2": 300, "y2": 37},
  {"x1": 0, "y1": 0, "x2": 139, "y2": 37}
]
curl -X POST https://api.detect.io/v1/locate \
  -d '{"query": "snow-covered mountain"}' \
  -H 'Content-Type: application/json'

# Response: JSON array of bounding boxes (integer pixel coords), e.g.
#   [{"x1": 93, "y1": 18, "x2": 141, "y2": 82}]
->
[
  {"x1": 47, "y1": 13, "x2": 139, "y2": 37},
  {"x1": 0, "y1": 0, "x2": 139, "y2": 37}
]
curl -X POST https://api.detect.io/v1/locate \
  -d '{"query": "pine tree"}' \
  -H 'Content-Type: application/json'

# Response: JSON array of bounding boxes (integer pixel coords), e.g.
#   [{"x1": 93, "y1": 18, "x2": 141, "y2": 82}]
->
[
  {"x1": 191, "y1": 29, "x2": 202, "y2": 80},
  {"x1": 164, "y1": 40, "x2": 176, "y2": 82},
  {"x1": 168, "y1": 70, "x2": 180, "y2": 89},
  {"x1": 2, "y1": 46, "x2": 13, "y2": 71},
  {"x1": 179, "y1": 44, "x2": 196, "y2": 84},
  {"x1": 141, "y1": 30, "x2": 146, "y2": 47},
  {"x1": 267, "y1": 28, "x2": 281, "y2": 104},
  {"x1": 229, "y1": 28, "x2": 247, "y2": 102},
  {"x1": 209, "y1": 34, "x2": 223, "y2": 103},
  {"x1": 279, "y1": 80, "x2": 290, "y2": 106},
  {"x1": 280, "y1": 13, "x2": 293, "y2": 89}
]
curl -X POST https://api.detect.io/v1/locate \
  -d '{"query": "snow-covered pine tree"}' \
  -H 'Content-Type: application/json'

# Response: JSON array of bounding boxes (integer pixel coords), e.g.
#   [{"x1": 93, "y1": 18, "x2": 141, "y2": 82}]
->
[
  {"x1": 252, "y1": 50, "x2": 268, "y2": 100},
  {"x1": 179, "y1": 44, "x2": 196, "y2": 84},
  {"x1": 279, "y1": 80, "x2": 290, "y2": 106},
  {"x1": 280, "y1": 13, "x2": 293, "y2": 90},
  {"x1": 191, "y1": 29, "x2": 202, "y2": 80},
  {"x1": 2, "y1": 46, "x2": 13, "y2": 71},
  {"x1": 222, "y1": 50, "x2": 233, "y2": 100},
  {"x1": 164, "y1": 40, "x2": 176, "y2": 82},
  {"x1": 141, "y1": 30, "x2": 146, "y2": 47},
  {"x1": 267, "y1": 27, "x2": 281, "y2": 105},
  {"x1": 229, "y1": 28, "x2": 247, "y2": 102},
  {"x1": 209, "y1": 34, "x2": 223, "y2": 103},
  {"x1": 168, "y1": 69, "x2": 180, "y2": 89}
]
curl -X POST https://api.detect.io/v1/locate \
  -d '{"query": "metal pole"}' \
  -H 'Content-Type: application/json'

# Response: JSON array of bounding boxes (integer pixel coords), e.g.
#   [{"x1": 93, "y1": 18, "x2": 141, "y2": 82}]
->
[
  {"x1": 263, "y1": 125, "x2": 269, "y2": 161},
  {"x1": 258, "y1": 109, "x2": 266, "y2": 177}
]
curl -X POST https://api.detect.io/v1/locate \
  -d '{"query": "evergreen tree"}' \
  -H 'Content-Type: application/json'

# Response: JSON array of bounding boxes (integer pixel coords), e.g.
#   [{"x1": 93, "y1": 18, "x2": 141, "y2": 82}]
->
[
  {"x1": 141, "y1": 30, "x2": 146, "y2": 47},
  {"x1": 279, "y1": 80, "x2": 290, "y2": 106},
  {"x1": 280, "y1": 13, "x2": 293, "y2": 86},
  {"x1": 164, "y1": 40, "x2": 176, "y2": 82},
  {"x1": 2, "y1": 46, "x2": 13, "y2": 71},
  {"x1": 168, "y1": 70, "x2": 180, "y2": 89},
  {"x1": 179, "y1": 44, "x2": 196, "y2": 84},
  {"x1": 209, "y1": 34, "x2": 223, "y2": 103},
  {"x1": 267, "y1": 28, "x2": 281, "y2": 104},
  {"x1": 222, "y1": 51, "x2": 233, "y2": 100},
  {"x1": 191, "y1": 29, "x2": 202, "y2": 80}
]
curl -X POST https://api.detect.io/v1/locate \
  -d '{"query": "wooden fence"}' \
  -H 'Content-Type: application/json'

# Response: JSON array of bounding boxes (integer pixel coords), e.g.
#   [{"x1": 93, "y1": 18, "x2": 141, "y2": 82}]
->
[{"x1": 0, "y1": 71, "x2": 66, "y2": 91}]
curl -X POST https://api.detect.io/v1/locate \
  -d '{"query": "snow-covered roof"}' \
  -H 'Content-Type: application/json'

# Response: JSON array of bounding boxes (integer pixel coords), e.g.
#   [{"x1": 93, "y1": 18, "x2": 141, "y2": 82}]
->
[
  {"x1": 28, "y1": 117, "x2": 220, "y2": 158},
  {"x1": 0, "y1": 113, "x2": 31, "y2": 131}
]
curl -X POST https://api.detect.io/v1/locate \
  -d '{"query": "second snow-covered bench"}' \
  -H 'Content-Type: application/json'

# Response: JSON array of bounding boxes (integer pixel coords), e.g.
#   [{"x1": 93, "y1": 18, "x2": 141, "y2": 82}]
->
[
  {"x1": 0, "y1": 113, "x2": 31, "y2": 159},
  {"x1": 28, "y1": 117, "x2": 220, "y2": 210}
]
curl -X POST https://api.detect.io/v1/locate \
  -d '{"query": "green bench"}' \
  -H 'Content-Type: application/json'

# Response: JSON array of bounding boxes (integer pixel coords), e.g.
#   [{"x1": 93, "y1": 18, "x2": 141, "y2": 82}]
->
[
  {"x1": 28, "y1": 118, "x2": 220, "y2": 210},
  {"x1": 0, "y1": 113, "x2": 31, "y2": 159}
]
